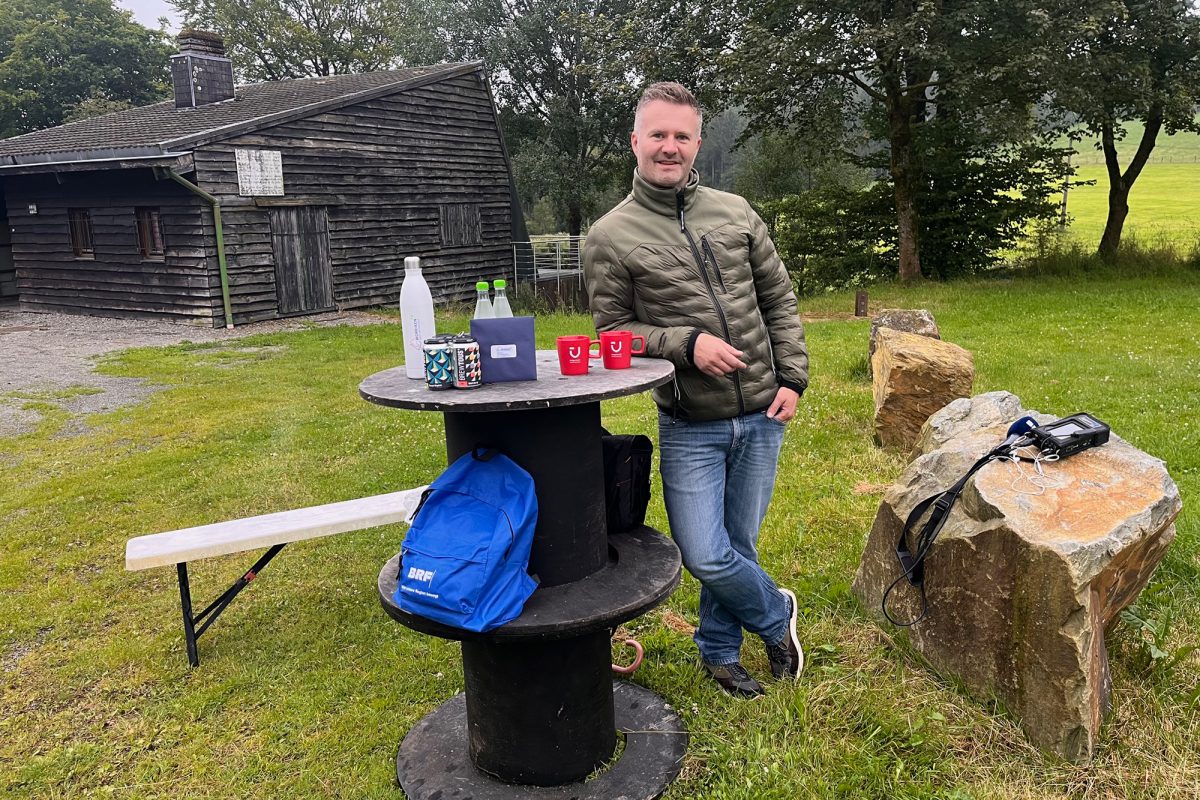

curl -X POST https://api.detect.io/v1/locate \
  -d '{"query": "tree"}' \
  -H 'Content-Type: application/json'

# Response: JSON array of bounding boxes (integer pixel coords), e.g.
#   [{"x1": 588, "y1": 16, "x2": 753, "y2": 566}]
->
[
  {"x1": 760, "y1": 117, "x2": 1070, "y2": 294},
  {"x1": 63, "y1": 93, "x2": 136, "y2": 123},
  {"x1": 692, "y1": 108, "x2": 744, "y2": 192},
  {"x1": 445, "y1": 0, "x2": 726, "y2": 236},
  {"x1": 723, "y1": 0, "x2": 1087, "y2": 282},
  {"x1": 1053, "y1": 0, "x2": 1200, "y2": 258},
  {"x1": 904, "y1": 106, "x2": 1071, "y2": 279},
  {"x1": 170, "y1": 0, "x2": 448, "y2": 81},
  {"x1": 0, "y1": 0, "x2": 171, "y2": 138},
  {"x1": 734, "y1": 130, "x2": 869, "y2": 203}
]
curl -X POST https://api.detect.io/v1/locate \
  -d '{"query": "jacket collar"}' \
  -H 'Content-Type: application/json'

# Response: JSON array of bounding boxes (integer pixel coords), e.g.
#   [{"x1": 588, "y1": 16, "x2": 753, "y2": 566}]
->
[{"x1": 631, "y1": 168, "x2": 700, "y2": 218}]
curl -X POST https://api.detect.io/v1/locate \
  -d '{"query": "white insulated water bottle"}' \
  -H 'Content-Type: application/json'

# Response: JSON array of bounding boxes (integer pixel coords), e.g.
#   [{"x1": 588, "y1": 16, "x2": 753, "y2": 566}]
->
[{"x1": 399, "y1": 256, "x2": 435, "y2": 379}]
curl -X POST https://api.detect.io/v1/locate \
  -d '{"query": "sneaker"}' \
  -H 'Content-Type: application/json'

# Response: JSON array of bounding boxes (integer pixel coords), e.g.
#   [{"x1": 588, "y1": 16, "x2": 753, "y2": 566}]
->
[
  {"x1": 703, "y1": 661, "x2": 765, "y2": 698},
  {"x1": 765, "y1": 588, "x2": 805, "y2": 679}
]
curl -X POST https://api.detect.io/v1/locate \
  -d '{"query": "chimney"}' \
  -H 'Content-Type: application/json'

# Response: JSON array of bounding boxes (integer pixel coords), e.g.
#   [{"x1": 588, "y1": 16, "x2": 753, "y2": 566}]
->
[{"x1": 171, "y1": 30, "x2": 236, "y2": 109}]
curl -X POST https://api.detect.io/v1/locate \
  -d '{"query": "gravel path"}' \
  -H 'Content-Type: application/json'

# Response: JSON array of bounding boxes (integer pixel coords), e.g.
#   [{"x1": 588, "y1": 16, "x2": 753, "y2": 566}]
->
[{"x1": 0, "y1": 307, "x2": 394, "y2": 438}]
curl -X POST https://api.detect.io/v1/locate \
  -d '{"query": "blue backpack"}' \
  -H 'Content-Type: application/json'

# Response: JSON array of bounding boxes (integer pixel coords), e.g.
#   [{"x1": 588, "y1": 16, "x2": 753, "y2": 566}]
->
[{"x1": 395, "y1": 448, "x2": 538, "y2": 632}]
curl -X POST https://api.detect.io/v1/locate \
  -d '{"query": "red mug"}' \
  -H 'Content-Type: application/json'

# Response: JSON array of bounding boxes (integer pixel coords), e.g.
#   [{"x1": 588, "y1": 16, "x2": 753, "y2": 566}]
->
[
  {"x1": 599, "y1": 330, "x2": 646, "y2": 370},
  {"x1": 556, "y1": 335, "x2": 601, "y2": 375}
]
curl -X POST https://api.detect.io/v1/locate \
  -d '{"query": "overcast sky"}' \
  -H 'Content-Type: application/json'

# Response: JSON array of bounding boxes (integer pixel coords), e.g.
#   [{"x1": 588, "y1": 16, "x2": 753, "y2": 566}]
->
[{"x1": 118, "y1": 0, "x2": 183, "y2": 33}]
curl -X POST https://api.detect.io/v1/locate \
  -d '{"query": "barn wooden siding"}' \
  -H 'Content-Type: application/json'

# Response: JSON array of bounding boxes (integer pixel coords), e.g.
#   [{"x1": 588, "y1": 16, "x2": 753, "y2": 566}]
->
[
  {"x1": 0, "y1": 191, "x2": 14, "y2": 299},
  {"x1": 193, "y1": 70, "x2": 514, "y2": 324},
  {"x1": 2, "y1": 172, "x2": 214, "y2": 321}
]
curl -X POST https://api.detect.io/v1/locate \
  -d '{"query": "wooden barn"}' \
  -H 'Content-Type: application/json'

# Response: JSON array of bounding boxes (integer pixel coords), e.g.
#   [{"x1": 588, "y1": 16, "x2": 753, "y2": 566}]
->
[{"x1": 0, "y1": 32, "x2": 526, "y2": 326}]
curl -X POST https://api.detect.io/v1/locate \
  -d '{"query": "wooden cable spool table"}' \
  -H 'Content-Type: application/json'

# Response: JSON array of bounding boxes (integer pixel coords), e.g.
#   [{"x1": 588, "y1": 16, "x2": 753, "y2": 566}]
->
[{"x1": 360, "y1": 351, "x2": 687, "y2": 798}]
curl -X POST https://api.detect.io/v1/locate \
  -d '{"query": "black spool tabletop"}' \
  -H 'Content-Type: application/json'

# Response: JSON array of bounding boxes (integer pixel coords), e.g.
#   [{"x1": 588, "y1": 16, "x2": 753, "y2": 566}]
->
[
  {"x1": 379, "y1": 526, "x2": 682, "y2": 642},
  {"x1": 359, "y1": 350, "x2": 674, "y2": 412}
]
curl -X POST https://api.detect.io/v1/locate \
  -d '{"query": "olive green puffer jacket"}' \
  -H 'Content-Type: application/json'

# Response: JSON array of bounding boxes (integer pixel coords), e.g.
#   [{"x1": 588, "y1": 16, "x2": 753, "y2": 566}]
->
[{"x1": 584, "y1": 169, "x2": 808, "y2": 421}]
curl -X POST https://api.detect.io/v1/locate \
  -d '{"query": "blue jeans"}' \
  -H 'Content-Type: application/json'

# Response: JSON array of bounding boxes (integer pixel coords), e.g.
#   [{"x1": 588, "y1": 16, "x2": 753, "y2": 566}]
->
[{"x1": 658, "y1": 410, "x2": 790, "y2": 665}]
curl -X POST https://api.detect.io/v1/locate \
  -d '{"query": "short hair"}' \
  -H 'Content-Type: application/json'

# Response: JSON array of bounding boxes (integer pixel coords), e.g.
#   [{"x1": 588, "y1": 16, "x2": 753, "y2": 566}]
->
[{"x1": 635, "y1": 82, "x2": 703, "y2": 133}]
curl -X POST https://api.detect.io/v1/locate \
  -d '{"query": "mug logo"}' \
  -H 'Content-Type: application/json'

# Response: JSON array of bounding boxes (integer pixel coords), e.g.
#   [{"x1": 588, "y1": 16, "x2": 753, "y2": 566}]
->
[
  {"x1": 609, "y1": 342, "x2": 623, "y2": 354},
  {"x1": 568, "y1": 346, "x2": 582, "y2": 359}
]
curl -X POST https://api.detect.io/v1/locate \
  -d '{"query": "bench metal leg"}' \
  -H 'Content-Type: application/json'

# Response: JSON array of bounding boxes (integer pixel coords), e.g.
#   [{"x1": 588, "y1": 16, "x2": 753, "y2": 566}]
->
[
  {"x1": 177, "y1": 563, "x2": 199, "y2": 667},
  {"x1": 175, "y1": 544, "x2": 287, "y2": 667}
]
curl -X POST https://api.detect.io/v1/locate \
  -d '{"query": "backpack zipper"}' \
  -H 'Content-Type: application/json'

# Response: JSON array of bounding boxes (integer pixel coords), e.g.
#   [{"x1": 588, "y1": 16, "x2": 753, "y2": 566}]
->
[{"x1": 677, "y1": 191, "x2": 744, "y2": 416}]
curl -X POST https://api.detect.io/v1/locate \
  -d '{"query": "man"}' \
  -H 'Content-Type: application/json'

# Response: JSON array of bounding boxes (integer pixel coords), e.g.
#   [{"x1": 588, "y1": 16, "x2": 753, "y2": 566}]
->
[{"x1": 584, "y1": 82, "x2": 809, "y2": 698}]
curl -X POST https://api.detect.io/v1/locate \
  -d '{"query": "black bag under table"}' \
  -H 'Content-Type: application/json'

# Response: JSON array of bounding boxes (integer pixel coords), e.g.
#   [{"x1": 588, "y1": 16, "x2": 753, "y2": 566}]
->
[{"x1": 360, "y1": 351, "x2": 686, "y2": 798}]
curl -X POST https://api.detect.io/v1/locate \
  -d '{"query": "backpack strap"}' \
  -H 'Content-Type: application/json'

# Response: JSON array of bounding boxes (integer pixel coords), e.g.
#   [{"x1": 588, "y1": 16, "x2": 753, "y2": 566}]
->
[{"x1": 472, "y1": 446, "x2": 500, "y2": 462}]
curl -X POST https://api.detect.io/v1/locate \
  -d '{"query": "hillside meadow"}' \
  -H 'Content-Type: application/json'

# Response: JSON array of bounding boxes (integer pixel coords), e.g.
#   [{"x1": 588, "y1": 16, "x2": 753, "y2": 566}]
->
[
  {"x1": 1, "y1": 266, "x2": 1198, "y2": 798},
  {"x1": 1063, "y1": 123, "x2": 1200, "y2": 249}
]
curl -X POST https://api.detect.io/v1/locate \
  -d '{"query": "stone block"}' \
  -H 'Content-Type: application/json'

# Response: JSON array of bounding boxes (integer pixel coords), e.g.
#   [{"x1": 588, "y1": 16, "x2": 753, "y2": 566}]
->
[
  {"x1": 871, "y1": 328, "x2": 974, "y2": 452},
  {"x1": 852, "y1": 392, "x2": 1181, "y2": 761},
  {"x1": 869, "y1": 308, "x2": 941, "y2": 367}
]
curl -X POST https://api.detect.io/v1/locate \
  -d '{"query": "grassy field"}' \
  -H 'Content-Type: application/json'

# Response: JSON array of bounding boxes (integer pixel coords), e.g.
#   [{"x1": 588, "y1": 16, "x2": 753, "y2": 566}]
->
[
  {"x1": 1068, "y1": 120, "x2": 1200, "y2": 166},
  {"x1": 1062, "y1": 122, "x2": 1200, "y2": 250},
  {"x1": 2, "y1": 267, "x2": 1198, "y2": 798},
  {"x1": 1064, "y1": 164, "x2": 1200, "y2": 249}
]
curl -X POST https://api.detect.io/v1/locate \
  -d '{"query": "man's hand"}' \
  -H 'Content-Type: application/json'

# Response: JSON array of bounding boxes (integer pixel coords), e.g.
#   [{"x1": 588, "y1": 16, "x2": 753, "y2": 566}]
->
[
  {"x1": 693, "y1": 332, "x2": 747, "y2": 377},
  {"x1": 766, "y1": 386, "x2": 800, "y2": 422}
]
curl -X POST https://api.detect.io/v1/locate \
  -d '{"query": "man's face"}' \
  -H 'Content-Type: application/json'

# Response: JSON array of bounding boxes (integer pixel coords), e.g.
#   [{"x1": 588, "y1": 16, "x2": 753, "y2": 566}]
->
[{"x1": 631, "y1": 100, "x2": 702, "y2": 190}]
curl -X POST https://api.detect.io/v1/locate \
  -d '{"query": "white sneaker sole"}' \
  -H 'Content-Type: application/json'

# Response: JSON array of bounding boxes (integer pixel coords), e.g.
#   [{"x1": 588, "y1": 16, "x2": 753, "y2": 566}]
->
[{"x1": 779, "y1": 588, "x2": 805, "y2": 678}]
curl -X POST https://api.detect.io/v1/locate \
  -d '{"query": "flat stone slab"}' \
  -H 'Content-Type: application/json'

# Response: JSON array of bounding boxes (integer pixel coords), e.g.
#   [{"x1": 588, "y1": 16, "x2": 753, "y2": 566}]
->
[{"x1": 360, "y1": 351, "x2": 674, "y2": 412}]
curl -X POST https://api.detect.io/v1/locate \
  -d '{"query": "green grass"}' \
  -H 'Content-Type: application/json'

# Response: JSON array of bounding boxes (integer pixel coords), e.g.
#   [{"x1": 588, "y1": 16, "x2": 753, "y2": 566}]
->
[
  {"x1": 1064, "y1": 164, "x2": 1200, "y2": 248},
  {"x1": 1061, "y1": 120, "x2": 1200, "y2": 250},
  {"x1": 1068, "y1": 119, "x2": 1200, "y2": 166},
  {"x1": 2, "y1": 270, "x2": 1199, "y2": 798}
]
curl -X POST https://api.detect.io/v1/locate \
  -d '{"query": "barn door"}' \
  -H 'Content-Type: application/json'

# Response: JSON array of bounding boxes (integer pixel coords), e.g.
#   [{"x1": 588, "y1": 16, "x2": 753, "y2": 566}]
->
[{"x1": 270, "y1": 206, "x2": 333, "y2": 314}]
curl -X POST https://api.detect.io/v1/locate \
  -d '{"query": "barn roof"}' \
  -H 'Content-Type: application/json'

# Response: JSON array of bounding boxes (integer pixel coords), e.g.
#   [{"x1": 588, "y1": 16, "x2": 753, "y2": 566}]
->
[{"x1": 0, "y1": 62, "x2": 483, "y2": 169}]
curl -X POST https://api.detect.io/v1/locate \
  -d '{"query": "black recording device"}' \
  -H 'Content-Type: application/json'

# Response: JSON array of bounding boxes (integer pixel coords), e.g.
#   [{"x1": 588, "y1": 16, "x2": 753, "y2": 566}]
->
[{"x1": 1027, "y1": 413, "x2": 1110, "y2": 458}]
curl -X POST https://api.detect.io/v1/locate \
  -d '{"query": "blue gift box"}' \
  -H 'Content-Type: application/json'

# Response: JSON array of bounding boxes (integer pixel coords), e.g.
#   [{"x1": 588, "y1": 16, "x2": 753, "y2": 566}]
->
[{"x1": 470, "y1": 316, "x2": 538, "y2": 383}]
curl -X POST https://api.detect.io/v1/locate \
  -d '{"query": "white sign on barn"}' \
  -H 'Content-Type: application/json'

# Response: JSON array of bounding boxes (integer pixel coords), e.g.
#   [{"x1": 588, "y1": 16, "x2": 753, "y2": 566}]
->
[{"x1": 235, "y1": 149, "x2": 285, "y2": 196}]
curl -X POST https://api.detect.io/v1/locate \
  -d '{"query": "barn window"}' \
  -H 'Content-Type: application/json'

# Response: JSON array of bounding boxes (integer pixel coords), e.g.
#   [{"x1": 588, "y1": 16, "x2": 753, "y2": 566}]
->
[
  {"x1": 439, "y1": 204, "x2": 482, "y2": 247},
  {"x1": 68, "y1": 209, "x2": 94, "y2": 258},
  {"x1": 136, "y1": 208, "x2": 165, "y2": 259}
]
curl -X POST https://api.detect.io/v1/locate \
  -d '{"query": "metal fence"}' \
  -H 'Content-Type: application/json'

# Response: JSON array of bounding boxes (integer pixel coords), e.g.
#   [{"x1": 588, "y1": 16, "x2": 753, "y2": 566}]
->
[{"x1": 510, "y1": 236, "x2": 587, "y2": 310}]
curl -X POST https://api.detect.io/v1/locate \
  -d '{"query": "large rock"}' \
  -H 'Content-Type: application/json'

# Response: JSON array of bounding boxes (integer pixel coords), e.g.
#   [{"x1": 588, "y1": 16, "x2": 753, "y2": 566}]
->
[
  {"x1": 869, "y1": 308, "x2": 941, "y2": 365},
  {"x1": 871, "y1": 328, "x2": 974, "y2": 451},
  {"x1": 852, "y1": 392, "x2": 1181, "y2": 761},
  {"x1": 912, "y1": 390, "x2": 1026, "y2": 454}
]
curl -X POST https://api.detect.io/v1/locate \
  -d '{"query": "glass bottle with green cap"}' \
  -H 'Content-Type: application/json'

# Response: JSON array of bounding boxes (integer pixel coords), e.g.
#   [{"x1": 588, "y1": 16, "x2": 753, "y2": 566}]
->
[
  {"x1": 473, "y1": 281, "x2": 494, "y2": 319},
  {"x1": 492, "y1": 279, "x2": 513, "y2": 317}
]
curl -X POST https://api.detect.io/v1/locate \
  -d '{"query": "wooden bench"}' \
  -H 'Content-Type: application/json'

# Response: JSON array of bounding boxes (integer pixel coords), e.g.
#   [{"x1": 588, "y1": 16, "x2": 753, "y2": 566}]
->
[{"x1": 126, "y1": 487, "x2": 427, "y2": 667}]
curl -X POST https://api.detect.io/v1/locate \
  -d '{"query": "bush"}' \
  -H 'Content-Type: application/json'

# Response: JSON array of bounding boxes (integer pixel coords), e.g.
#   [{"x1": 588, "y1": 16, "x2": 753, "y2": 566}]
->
[
  {"x1": 759, "y1": 140, "x2": 1070, "y2": 294},
  {"x1": 912, "y1": 128, "x2": 1068, "y2": 280},
  {"x1": 758, "y1": 185, "x2": 894, "y2": 295},
  {"x1": 1013, "y1": 234, "x2": 1200, "y2": 279},
  {"x1": 755, "y1": 103, "x2": 1071, "y2": 294}
]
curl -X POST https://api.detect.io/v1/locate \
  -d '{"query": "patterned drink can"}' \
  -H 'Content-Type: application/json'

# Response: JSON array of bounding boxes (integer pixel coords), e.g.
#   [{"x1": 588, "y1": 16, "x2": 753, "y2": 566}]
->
[
  {"x1": 422, "y1": 336, "x2": 455, "y2": 390},
  {"x1": 451, "y1": 334, "x2": 483, "y2": 389}
]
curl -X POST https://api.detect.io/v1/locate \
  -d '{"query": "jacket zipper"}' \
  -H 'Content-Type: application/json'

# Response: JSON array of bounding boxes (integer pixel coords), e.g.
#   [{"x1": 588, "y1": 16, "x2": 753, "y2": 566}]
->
[
  {"x1": 700, "y1": 236, "x2": 727, "y2": 292},
  {"x1": 677, "y1": 191, "x2": 744, "y2": 416}
]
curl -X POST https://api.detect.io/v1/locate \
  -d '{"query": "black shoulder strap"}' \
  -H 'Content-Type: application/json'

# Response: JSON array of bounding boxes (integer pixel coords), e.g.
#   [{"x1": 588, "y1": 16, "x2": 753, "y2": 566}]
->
[{"x1": 882, "y1": 448, "x2": 1006, "y2": 627}]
